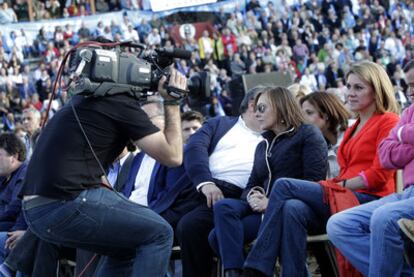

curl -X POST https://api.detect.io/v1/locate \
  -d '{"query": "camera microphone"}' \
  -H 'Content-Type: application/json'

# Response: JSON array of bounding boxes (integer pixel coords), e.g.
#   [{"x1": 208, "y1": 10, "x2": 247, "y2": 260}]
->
[{"x1": 155, "y1": 47, "x2": 192, "y2": 60}]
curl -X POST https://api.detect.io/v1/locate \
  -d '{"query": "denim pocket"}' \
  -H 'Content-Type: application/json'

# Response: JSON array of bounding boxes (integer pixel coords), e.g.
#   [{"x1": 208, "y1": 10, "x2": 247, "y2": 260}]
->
[{"x1": 46, "y1": 207, "x2": 98, "y2": 244}]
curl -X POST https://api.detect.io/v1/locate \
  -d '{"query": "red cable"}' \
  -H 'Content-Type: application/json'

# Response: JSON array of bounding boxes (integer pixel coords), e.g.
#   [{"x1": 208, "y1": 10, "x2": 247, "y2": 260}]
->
[{"x1": 76, "y1": 253, "x2": 98, "y2": 277}]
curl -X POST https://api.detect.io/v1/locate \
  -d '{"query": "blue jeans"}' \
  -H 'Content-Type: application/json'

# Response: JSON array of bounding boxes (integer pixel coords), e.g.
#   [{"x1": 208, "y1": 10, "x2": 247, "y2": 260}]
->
[
  {"x1": 23, "y1": 188, "x2": 173, "y2": 277},
  {"x1": 0, "y1": 231, "x2": 8, "y2": 264},
  {"x1": 209, "y1": 199, "x2": 261, "y2": 270},
  {"x1": 243, "y1": 178, "x2": 377, "y2": 277},
  {"x1": 327, "y1": 185, "x2": 414, "y2": 277}
]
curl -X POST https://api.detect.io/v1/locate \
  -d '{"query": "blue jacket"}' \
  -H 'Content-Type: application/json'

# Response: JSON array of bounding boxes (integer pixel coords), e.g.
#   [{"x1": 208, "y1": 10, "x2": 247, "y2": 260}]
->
[
  {"x1": 243, "y1": 124, "x2": 328, "y2": 197},
  {"x1": 123, "y1": 116, "x2": 241, "y2": 212},
  {"x1": 184, "y1": 116, "x2": 239, "y2": 186},
  {"x1": 0, "y1": 162, "x2": 28, "y2": 231},
  {"x1": 122, "y1": 152, "x2": 187, "y2": 214}
]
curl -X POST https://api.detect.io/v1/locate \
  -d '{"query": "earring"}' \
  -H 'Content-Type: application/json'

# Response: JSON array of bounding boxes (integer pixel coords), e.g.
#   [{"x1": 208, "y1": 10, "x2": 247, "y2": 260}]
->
[{"x1": 280, "y1": 119, "x2": 285, "y2": 124}]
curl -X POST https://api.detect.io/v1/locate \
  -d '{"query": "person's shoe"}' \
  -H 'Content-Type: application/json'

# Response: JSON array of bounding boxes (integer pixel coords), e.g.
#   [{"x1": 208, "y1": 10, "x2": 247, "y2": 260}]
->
[
  {"x1": 399, "y1": 218, "x2": 414, "y2": 242},
  {"x1": 224, "y1": 269, "x2": 241, "y2": 277},
  {"x1": 241, "y1": 267, "x2": 267, "y2": 277}
]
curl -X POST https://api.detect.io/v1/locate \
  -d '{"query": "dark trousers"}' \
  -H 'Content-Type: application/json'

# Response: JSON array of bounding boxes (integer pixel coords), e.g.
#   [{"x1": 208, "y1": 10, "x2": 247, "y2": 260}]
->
[
  {"x1": 5, "y1": 229, "x2": 74, "y2": 277},
  {"x1": 208, "y1": 199, "x2": 261, "y2": 270},
  {"x1": 176, "y1": 180, "x2": 242, "y2": 277}
]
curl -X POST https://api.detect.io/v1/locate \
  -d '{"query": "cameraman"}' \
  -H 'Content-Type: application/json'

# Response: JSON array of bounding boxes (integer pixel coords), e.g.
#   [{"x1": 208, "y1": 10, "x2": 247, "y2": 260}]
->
[{"x1": 20, "y1": 69, "x2": 187, "y2": 277}]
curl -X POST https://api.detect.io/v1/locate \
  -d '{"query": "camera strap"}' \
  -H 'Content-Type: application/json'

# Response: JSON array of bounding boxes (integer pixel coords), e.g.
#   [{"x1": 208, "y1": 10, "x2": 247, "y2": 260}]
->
[{"x1": 70, "y1": 101, "x2": 113, "y2": 190}]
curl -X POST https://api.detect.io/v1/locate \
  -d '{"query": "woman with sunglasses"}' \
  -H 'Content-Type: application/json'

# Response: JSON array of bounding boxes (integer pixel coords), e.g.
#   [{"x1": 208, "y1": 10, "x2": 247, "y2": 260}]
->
[
  {"x1": 241, "y1": 60, "x2": 400, "y2": 277},
  {"x1": 208, "y1": 86, "x2": 328, "y2": 277}
]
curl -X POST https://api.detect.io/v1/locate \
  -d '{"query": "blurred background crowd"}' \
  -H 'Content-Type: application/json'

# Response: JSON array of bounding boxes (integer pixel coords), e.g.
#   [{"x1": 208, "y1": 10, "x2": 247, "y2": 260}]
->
[{"x1": 0, "y1": 0, "x2": 413, "y2": 134}]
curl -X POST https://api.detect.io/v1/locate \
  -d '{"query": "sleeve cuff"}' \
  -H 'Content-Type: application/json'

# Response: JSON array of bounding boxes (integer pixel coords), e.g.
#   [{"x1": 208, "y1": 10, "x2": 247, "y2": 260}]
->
[
  {"x1": 196, "y1": 181, "x2": 215, "y2": 192},
  {"x1": 358, "y1": 172, "x2": 369, "y2": 188},
  {"x1": 397, "y1": 126, "x2": 404, "y2": 142}
]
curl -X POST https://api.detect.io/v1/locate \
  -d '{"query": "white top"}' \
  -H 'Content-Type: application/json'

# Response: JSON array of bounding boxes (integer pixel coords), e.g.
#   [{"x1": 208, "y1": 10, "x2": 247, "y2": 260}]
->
[
  {"x1": 198, "y1": 117, "x2": 263, "y2": 190},
  {"x1": 129, "y1": 154, "x2": 157, "y2": 206}
]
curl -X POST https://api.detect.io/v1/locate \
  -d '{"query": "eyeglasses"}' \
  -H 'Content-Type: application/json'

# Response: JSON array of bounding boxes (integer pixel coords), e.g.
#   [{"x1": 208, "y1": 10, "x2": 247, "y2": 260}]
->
[{"x1": 255, "y1": 103, "x2": 267, "y2": 114}]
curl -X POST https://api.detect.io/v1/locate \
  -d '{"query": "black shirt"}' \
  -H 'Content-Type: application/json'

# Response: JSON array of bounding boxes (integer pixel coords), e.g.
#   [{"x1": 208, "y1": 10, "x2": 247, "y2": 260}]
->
[{"x1": 23, "y1": 94, "x2": 159, "y2": 199}]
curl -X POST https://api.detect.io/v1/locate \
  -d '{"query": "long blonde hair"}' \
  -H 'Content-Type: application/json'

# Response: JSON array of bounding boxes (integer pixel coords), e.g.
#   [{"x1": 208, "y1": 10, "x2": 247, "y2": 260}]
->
[{"x1": 346, "y1": 61, "x2": 399, "y2": 114}]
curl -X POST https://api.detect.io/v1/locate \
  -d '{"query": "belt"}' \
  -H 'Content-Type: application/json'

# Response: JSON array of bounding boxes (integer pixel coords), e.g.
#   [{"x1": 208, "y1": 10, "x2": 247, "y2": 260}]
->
[
  {"x1": 23, "y1": 195, "x2": 61, "y2": 210},
  {"x1": 214, "y1": 179, "x2": 242, "y2": 197}
]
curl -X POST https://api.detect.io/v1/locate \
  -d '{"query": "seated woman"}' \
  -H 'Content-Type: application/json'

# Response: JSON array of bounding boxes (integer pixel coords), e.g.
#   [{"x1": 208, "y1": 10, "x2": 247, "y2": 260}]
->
[
  {"x1": 208, "y1": 86, "x2": 328, "y2": 276},
  {"x1": 241, "y1": 60, "x2": 400, "y2": 277},
  {"x1": 299, "y1": 91, "x2": 350, "y2": 275},
  {"x1": 300, "y1": 91, "x2": 350, "y2": 179},
  {"x1": 327, "y1": 60, "x2": 414, "y2": 277}
]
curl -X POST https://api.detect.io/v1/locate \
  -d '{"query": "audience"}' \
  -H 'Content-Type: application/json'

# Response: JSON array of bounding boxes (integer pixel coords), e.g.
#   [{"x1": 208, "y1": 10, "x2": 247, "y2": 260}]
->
[
  {"x1": 0, "y1": 0, "x2": 412, "y2": 275},
  {"x1": 300, "y1": 92, "x2": 350, "y2": 178},
  {"x1": 181, "y1": 110, "x2": 204, "y2": 144},
  {"x1": 241, "y1": 61, "x2": 400, "y2": 277},
  {"x1": 327, "y1": 59, "x2": 414, "y2": 277},
  {"x1": 0, "y1": 133, "x2": 27, "y2": 265},
  {"x1": 20, "y1": 108, "x2": 41, "y2": 160},
  {"x1": 208, "y1": 86, "x2": 328, "y2": 276}
]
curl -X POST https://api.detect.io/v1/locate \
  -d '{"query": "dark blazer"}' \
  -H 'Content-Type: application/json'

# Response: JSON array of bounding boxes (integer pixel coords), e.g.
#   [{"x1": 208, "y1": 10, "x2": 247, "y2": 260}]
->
[
  {"x1": 184, "y1": 116, "x2": 239, "y2": 186},
  {"x1": 122, "y1": 152, "x2": 187, "y2": 214},
  {"x1": 122, "y1": 116, "x2": 241, "y2": 213},
  {"x1": 113, "y1": 152, "x2": 135, "y2": 192},
  {"x1": 0, "y1": 162, "x2": 28, "y2": 231}
]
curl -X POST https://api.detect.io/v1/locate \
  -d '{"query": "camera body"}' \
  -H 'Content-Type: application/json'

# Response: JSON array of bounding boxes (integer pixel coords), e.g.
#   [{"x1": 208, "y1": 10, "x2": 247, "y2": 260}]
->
[
  {"x1": 68, "y1": 42, "x2": 212, "y2": 108},
  {"x1": 70, "y1": 46, "x2": 165, "y2": 98}
]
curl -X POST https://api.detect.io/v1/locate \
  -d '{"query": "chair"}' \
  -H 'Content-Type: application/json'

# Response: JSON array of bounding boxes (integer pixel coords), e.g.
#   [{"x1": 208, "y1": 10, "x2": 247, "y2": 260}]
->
[
  {"x1": 307, "y1": 234, "x2": 339, "y2": 277},
  {"x1": 169, "y1": 246, "x2": 223, "y2": 277}
]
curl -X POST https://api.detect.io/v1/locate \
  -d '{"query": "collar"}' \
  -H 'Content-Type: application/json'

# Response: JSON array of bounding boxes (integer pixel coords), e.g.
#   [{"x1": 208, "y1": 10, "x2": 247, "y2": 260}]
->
[{"x1": 238, "y1": 116, "x2": 262, "y2": 136}]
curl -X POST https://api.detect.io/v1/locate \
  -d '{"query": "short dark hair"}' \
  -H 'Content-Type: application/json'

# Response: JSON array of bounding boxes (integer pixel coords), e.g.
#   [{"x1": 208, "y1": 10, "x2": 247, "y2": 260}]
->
[
  {"x1": 403, "y1": 59, "x2": 414, "y2": 73},
  {"x1": 239, "y1": 85, "x2": 266, "y2": 114},
  {"x1": 181, "y1": 111, "x2": 205, "y2": 124},
  {"x1": 0, "y1": 133, "x2": 26, "y2": 162}
]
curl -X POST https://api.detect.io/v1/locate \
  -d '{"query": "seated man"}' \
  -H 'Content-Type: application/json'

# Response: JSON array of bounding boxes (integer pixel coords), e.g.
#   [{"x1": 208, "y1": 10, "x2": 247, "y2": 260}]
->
[
  {"x1": 176, "y1": 86, "x2": 264, "y2": 277},
  {"x1": 0, "y1": 133, "x2": 27, "y2": 264},
  {"x1": 122, "y1": 100, "x2": 205, "y2": 230}
]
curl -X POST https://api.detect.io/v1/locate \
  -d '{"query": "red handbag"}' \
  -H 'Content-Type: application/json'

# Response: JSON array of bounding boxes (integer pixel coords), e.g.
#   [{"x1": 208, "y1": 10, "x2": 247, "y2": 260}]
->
[{"x1": 319, "y1": 179, "x2": 362, "y2": 277}]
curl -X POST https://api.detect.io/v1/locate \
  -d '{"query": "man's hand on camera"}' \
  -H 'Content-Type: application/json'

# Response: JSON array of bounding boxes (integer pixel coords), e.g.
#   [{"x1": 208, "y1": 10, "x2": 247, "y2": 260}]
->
[
  {"x1": 200, "y1": 182, "x2": 224, "y2": 208},
  {"x1": 158, "y1": 68, "x2": 187, "y2": 101}
]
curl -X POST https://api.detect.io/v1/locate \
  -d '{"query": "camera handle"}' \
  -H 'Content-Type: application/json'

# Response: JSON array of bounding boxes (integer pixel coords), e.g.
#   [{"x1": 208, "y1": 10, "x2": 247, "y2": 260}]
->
[
  {"x1": 74, "y1": 49, "x2": 93, "y2": 77},
  {"x1": 166, "y1": 86, "x2": 188, "y2": 99}
]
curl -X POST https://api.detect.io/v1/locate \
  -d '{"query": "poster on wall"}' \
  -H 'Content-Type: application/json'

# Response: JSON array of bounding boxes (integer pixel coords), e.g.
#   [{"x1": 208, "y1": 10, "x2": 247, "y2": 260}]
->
[
  {"x1": 169, "y1": 22, "x2": 216, "y2": 46},
  {"x1": 150, "y1": 0, "x2": 217, "y2": 12}
]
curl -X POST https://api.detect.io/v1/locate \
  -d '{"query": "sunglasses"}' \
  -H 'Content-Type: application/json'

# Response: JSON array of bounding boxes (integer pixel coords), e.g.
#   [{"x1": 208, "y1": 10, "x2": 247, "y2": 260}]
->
[{"x1": 255, "y1": 103, "x2": 267, "y2": 113}]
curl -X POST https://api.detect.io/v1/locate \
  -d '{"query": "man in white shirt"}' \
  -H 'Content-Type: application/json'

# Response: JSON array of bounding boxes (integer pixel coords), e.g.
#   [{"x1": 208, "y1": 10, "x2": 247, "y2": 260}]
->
[{"x1": 176, "y1": 86, "x2": 264, "y2": 277}]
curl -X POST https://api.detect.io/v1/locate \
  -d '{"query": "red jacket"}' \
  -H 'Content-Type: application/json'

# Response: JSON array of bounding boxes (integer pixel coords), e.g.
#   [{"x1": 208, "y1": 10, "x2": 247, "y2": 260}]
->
[{"x1": 336, "y1": 112, "x2": 399, "y2": 197}]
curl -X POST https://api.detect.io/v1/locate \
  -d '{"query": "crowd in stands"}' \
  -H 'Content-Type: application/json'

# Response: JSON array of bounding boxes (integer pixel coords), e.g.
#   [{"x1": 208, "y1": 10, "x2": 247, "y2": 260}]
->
[
  {"x1": 0, "y1": 0, "x2": 413, "y2": 276},
  {"x1": 0, "y1": 0, "x2": 412, "y2": 131}
]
